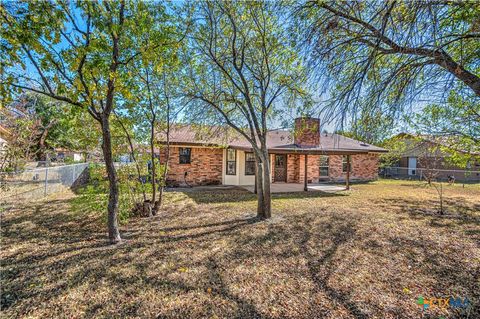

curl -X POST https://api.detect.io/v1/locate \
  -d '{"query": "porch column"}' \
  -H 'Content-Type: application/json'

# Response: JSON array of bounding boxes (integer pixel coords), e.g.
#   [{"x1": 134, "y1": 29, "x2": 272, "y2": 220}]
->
[
  {"x1": 304, "y1": 154, "x2": 308, "y2": 191},
  {"x1": 346, "y1": 155, "x2": 350, "y2": 190}
]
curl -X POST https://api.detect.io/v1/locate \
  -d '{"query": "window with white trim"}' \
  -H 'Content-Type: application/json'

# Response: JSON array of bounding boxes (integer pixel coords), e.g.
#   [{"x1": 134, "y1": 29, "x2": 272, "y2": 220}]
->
[
  {"x1": 245, "y1": 152, "x2": 255, "y2": 175},
  {"x1": 226, "y1": 149, "x2": 236, "y2": 175},
  {"x1": 319, "y1": 155, "x2": 329, "y2": 177}
]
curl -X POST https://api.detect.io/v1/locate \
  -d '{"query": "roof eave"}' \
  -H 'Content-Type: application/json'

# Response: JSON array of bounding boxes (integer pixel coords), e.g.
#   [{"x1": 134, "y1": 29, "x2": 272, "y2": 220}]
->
[
  {"x1": 230, "y1": 145, "x2": 388, "y2": 154},
  {"x1": 159, "y1": 141, "x2": 388, "y2": 154}
]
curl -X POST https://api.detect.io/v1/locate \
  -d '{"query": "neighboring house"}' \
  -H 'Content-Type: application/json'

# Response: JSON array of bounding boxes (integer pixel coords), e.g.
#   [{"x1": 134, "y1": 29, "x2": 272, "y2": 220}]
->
[
  {"x1": 158, "y1": 117, "x2": 387, "y2": 187},
  {"x1": 53, "y1": 148, "x2": 86, "y2": 162},
  {"x1": 388, "y1": 133, "x2": 480, "y2": 181}
]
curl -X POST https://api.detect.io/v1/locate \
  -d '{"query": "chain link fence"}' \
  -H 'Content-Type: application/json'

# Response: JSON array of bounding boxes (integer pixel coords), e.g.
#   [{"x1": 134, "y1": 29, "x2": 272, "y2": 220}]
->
[
  {"x1": 0, "y1": 163, "x2": 89, "y2": 202},
  {"x1": 380, "y1": 166, "x2": 480, "y2": 183}
]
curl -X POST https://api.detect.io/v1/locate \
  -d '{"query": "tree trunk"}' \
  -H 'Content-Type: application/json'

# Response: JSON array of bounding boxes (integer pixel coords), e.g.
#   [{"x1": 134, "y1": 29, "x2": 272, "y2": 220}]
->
[
  {"x1": 101, "y1": 116, "x2": 122, "y2": 244},
  {"x1": 254, "y1": 152, "x2": 265, "y2": 217},
  {"x1": 149, "y1": 120, "x2": 157, "y2": 216},
  {"x1": 115, "y1": 111, "x2": 146, "y2": 202},
  {"x1": 346, "y1": 155, "x2": 350, "y2": 190},
  {"x1": 156, "y1": 73, "x2": 172, "y2": 211},
  {"x1": 156, "y1": 143, "x2": 170, "y2": 210},
  {"x1": 260, "y1": 149, "x2": 272, "y2": 219},
  {"x1": 152, "y1": 146, "x2": 162, "y2": 214},
  {"x1": 37, "y1": 119, "x2": 56, "y2": 162},
  {"x1": 304, "y1": 154, "x2": 308, "y2": 191}
]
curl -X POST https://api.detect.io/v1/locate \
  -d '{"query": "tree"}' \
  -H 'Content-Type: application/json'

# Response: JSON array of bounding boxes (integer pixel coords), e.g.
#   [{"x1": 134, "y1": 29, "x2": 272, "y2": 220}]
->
[
  {"x1": 154, "y1": 67, "x2": 185, "y2": 210},
  {"x1": 378, "y1": 136, "x2": 407, "y2": 169},
  {"x1": 295, "y1": 1, "x2": 480, "y2": 125},
  {"x1": 3, "y1": 93, "x2": 99, "y2": 163},
  {"x1": 0, "y1": 104, "x2": 39, "y2": 171},
  {"x1": 1, "y1": 1, "x2": 164, "y2": 243},
  {"x1": 337, "y1": 99, "x2": 396, "y2": 145},
  {"x1": 117, "y1": 7, "x2": 184, "y2": 216},
  {"x1": 185, "y1": 0, "x2": 307, "y2": 218},
  {"x1": 409, "y1": 90, "x2": 480, "y2": 168}
]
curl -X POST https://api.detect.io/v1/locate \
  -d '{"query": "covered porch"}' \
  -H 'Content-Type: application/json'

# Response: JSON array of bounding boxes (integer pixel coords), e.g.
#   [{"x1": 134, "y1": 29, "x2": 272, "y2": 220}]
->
[
  {"x1": 242, "y1": 183, "x2": 346, "y2": 194},
  {"x1": 268, "y1": 151, "x2": 355, "y2": 192}
]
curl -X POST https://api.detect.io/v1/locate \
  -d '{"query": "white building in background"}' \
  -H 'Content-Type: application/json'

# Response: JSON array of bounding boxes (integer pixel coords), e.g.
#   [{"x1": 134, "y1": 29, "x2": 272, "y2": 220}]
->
[
  {"x1": 0, "y1": 125, "x2": 11, "y2": 155},
  {"x1": 0, "y1": 136, "x2": 7, "y2": 151}
]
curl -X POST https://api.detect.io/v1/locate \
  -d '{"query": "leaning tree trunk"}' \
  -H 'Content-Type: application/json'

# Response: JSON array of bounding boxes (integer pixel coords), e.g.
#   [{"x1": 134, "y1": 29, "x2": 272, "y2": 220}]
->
[
  {"x1": 37, "y1": 120, "x2": 55, "y2": 162},
  {"x1": 149, "y1": 120, "x2": 158, "y2": 216},
  {"x1": 115, "y1": 111, "x2": 146, "y2": 202},
  {"x1": 155, "y1": 149, "x2": 167, "y2": 212},
  {"x1": 155, "y1": 140, "x2": 170, "y2": 211},
  {"x1": 101, "y1": 116, "x2": 122, "y2": 244},
  {"x1": 155, "y1": 81, "x2": 172, "y2": 212}
]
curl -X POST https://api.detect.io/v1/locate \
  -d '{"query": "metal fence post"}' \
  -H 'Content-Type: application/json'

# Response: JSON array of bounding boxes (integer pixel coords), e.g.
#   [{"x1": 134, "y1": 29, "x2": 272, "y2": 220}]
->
[
  {"x1": 44, "y1": 167, "x2": 49, "y2": 197},
  {"x1": 73, "y1": 164, "x2": 76, "y2": 184}
]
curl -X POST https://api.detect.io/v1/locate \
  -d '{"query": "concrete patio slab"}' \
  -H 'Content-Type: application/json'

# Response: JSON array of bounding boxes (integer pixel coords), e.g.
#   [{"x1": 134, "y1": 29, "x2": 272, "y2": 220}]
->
[{"x1": 241, "y1": 183, "x2": 346, "y2": 193}]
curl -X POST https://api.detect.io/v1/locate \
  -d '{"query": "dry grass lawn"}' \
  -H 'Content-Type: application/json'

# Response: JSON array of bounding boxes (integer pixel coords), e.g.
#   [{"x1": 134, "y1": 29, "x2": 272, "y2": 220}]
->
[{"x1": 1, "y1": 180, "x2": 479, "y2": 319}]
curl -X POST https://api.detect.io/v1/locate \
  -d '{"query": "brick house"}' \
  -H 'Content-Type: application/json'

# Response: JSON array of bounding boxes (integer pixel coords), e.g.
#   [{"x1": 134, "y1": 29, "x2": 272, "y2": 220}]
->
[
  {"x1": 159, "y1": 117, "x2": 387, "y2": 187},
  {"x1": 388, "y1": 133, "x2": 480, "y2": 181}
]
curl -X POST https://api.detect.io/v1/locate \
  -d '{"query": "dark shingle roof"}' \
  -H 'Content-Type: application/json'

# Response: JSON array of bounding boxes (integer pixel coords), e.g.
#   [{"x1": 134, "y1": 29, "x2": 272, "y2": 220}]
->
[{"x1": 159, "y1": 125, "x2": 387, "y2": 154}]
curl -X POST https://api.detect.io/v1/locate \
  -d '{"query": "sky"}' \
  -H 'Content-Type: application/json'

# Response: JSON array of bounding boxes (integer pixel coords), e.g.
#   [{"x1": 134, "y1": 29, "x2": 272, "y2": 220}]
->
[{"x1": 13, "y1": 0, "x2": 440, "y2": 140}]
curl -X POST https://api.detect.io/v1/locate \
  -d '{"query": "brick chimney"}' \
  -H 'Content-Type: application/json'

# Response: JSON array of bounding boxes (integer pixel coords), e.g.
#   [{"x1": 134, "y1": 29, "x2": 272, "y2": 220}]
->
[{"x1": 294, "y1": 117, "x2": 320, "y2": 147}]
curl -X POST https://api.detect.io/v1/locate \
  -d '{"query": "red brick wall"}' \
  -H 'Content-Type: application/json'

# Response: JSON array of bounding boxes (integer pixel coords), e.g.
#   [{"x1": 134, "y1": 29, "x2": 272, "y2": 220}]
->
[
  {"x1": 327, "y1": 155, "x2": 343, "y2": 180},
  {"x1": 294, "y1": 117, "x2": 320, "y2": 147},
  {"x1": 160, "y1": 147, "x2": 223, "y2": 186},
  {"x1": 297, "y1": 155, "x2": 321, "y2": 184},
  {"x1": 328, "y1": 154, "x2": 379, "y2": 181},
  {"x1": 160, "y1": 146, "x2": 379, "y2": 186},
  {"x1": 287, "y1": 154, "x2": 300, "y2": 183},
  {"x1": 283, "y1": 153, "x2": 379, "y2": 183}
]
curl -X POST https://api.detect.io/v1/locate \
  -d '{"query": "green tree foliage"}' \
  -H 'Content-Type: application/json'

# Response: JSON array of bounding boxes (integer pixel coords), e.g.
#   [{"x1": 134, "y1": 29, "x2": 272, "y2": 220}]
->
[
  {"x1": 337, "y1": 100, "x2": 396, "y2": 145},
  {"x1": 0, "y1": 106, "x2": 38, "y2": 171},
  {"x1": 5, "y1": 93, "x2": 100, "y2": 162},
  {"x1": 184, "y1": 0, "x2": 308, "y2": 218},
  {"x1": 378, "y1": 135, "x2": 408, "y2": 168},
  {"x1": 1, "y1": 0, "x2": 171, "y2": 244},
  {"x1": 295, "y1": 1, "x2": 480, "y2": 126},
  {"x1": 410, "y1": 90, "x2": 480, "y2": 168},
  {"x1": 114, "y1": 2, "x2": 184, "y2": 215}
]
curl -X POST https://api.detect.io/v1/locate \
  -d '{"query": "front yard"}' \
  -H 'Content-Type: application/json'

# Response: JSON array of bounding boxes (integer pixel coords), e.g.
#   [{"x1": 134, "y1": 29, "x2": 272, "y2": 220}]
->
[{"x1": 1, "y1": 180, "x2": 479, "y2": 318}]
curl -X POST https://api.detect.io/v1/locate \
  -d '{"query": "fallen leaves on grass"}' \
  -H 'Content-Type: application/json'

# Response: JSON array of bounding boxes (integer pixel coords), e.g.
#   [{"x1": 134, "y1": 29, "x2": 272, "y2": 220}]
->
[{"x1": 1, "y1": 180, "x2": 479, "y2": 318}]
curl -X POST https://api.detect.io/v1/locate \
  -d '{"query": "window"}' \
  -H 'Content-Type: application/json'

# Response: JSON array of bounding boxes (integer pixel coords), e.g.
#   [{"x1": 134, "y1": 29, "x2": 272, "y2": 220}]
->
[
  {"x1": 179, "y1": 148, "x2": 191, "y2": 164},
  {"x1": 226, "y1": 149, "x2": 236, "y2": 175},
  {"x1": 319, "y1": 155, "x2": 329, "y2": 177},
  {"x1": 245, "y1": 152, "x2": 256, "y2": 175},
  {"x1": 342, "y1": 155, "x2": 351, "y2": 173}
]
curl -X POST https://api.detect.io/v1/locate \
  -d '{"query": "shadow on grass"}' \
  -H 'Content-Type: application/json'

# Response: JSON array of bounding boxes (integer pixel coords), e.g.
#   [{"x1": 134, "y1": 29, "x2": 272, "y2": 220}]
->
[
  {"x1": 2, "y1": 184, "x2": 479, "y2": 318},
  {"x1": 125, "y1": 216, "x2": 262, "y2": 244},
  {"x1": 183, "y1": 188, "x2": 346, "y2": 204},
  {"x1": 225, "y1": 213, "x2": 371, "y2": 318},
  {"x1": 1, "y1": 197, "x2": 272, "y2": 317},
  {"x1": 205, "y1": 257, "x2": 273, "y2": 319},
  {"x1": 1, "y1": 198, "x2": 111, "y2": 310},
  {"x1": 372, "y1": 196, "x2": 479, "y2": 224},
  {"x1": 159, "y1": 216, "x2": 261, "y2": 232},
  {"x1": 297, "y1": 216, "x2": 369, "y2": 319},
  {"x1": 371, "y1": 196, "x2": 480, "y2": 245}
]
